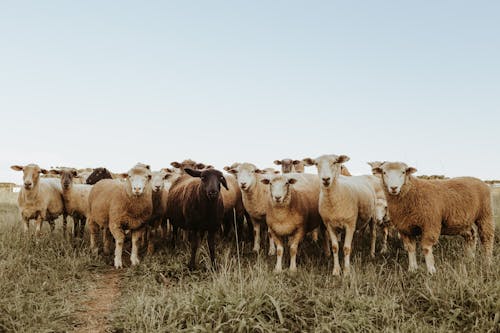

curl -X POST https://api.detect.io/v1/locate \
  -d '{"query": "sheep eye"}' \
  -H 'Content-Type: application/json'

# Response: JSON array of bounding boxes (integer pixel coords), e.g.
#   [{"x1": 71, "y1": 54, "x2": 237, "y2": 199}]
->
[{"x1": 383, "y1": 171, "x2": 386, "y2": 175}]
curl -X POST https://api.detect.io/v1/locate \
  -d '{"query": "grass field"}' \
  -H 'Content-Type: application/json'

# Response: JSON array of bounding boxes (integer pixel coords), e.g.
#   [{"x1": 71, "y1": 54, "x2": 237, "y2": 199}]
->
[{"x1": 0, "y1": 189, "x2": 499, "y2": 332}]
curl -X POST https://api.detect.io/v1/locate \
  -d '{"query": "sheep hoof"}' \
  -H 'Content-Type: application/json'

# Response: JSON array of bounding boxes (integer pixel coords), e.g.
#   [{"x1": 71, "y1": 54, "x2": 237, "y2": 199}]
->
[
  {"x1": 380, "y1": 247, "x2": 388, "y2": 254},
  {"x1": 268, "y1": 249, "x2": 276, "y2": 256},
  {"x1": 370, "y1": 252, "x2": 375, "y2": 259},
  {"x1": 289, "y1": 267, "x2": 297, "y2": 274},
  {"x1": 131, "y1": 256, "x2": 140, "y2": 266},
  {"x1": 114, "y1": 258, "x2": 123, "y2": 269},
  {"x1": 332, "y1": 267, "x2": 341, "y2": 276},
  {"x1": 427, "y1": 267, "x2": 436, "y2": 275},
  {"x1": 273, "y1": 267, "x2": 283, "y2": 274}
]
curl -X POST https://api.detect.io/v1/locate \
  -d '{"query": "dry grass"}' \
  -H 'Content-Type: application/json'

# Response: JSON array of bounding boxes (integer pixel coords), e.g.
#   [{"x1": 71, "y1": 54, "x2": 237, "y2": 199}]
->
[{"x1": 0, "y1": 192, "x2": 499, "y2": 332}]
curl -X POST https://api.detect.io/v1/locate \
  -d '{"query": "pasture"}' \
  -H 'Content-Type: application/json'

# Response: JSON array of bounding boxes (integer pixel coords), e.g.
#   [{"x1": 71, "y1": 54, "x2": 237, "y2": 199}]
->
[{"x1": 0, "y1": 189, "x2": 499, "y2": 332}]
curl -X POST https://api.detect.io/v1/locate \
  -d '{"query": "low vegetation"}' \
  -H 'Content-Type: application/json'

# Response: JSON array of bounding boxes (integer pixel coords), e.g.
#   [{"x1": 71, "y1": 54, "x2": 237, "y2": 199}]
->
[{"x1": 0, "y1": 189, "x2": 499, "y2": 332}]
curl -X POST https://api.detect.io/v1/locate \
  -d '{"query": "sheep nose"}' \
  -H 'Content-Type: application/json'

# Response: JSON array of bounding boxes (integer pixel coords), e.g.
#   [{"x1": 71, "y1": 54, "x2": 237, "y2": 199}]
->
[
  {"x1": 274, "y1": 196, "x2": 282, "y2": 201},
  {"x1": 24, "y1": 181, "x2": 32, "y2": 186},
  {"x1": 240, "y1": 182, "x2": 247, "y2": 188},
  {"x1": 154, "y1": 185, "x2": 161, "y2": 191},
  {"x1": 133, "y1": 187, "x2": 142, "y2": 193},
  {"x1": 322, "y1": 177, "x2": 330, "y2": 185},
  {"x1": 390, "y1": 186, "x2": 398, "y2": 192},
  {"x1": 208, "y1": 190, "x2": 218, "y2": 196}
]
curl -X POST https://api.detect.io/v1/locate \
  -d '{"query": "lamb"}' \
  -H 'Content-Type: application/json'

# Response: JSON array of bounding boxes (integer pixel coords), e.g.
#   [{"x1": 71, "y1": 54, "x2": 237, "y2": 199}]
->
[
  {"x1": 144, "y1": 169, "x2": 170, "y2": 254},
  {"x1": 227, "y1": 163, "x2": 276, "y2": 255},
  {"x1": 303, "y1": 155, "x2": 377, "y2": 275},
  {"x1": 372, "y1": 161, "x2": 494, "y2": 274},
  {"x1": 166, "y1": 168, "x2": 227, "y2": 269},
  {"x1": 49, "y1": 168, "x2": 92, "y2": 238},
  {"x1": 11, "y1": 164, "x2": 66, "y2": 237},
  {"x1": 87, "y1": 164, "x2": 153, "y2": 269},
  {"x1": 260, "y1": 173, "x2": 323, "y2": 272}
]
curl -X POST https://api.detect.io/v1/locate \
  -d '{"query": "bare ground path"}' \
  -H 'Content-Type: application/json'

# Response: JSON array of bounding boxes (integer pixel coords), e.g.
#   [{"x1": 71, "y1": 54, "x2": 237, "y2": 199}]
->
[{"x1": 74, "y1": 269, "x2": 122, "y2": 333}]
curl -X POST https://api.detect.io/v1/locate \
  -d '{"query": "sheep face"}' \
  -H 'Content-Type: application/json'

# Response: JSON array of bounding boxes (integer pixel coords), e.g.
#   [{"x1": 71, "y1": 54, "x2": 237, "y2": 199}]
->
[
  {"x1": 11, "y1": 164, "x2": 48, "y2": 190},
  {"x1": 124, "y1": 166, "x2": 152, "y2": 197},
  {"x1": 375, "y1": 198, "x2": 388, "y2": 225},
  {"x1": 151, "y1": 170, "x2": 168, "y2": 193},
  {"x1": 50, "y1": 168, "x2": 78, "y2": 190},
  {"x1": 273, "y1": 159, "x2": 302, "y2": 173},
  {"x1": 373, "y1": 162, "x2": 417, "y2": 196},
  {"x1": 228, "y1": 163, "x2": 262, "y2": 191},
  {"x1": 261, "y1": 175, "x2": 297, "y2": 205},
  {"x1": 185, "y1": 168, "x2": 228, "y2": 200},
  {"x1": 261, "y1": 168, "x2": 280, "y2": 175},
  {"x1": 171, "y1": 159, "x2": 206, "y2": 173},
  {"x1": 303, "y1": 155, "x2": 350, "y2": 187}
]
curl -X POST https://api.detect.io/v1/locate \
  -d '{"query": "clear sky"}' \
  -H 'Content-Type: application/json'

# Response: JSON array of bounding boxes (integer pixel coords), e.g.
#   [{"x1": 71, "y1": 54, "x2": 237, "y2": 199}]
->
[{"x1": 1, "y1": 1, "x2": 499, "y2": 184}]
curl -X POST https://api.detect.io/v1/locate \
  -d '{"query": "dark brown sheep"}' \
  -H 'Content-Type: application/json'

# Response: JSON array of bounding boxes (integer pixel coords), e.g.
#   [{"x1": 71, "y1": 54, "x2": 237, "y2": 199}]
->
[
  {"x1": 166, "y1": 168, "x2": 227, "y2": 270},
  {"x1": 86, "y1": 167, "x2": 113, "y2": 185}
]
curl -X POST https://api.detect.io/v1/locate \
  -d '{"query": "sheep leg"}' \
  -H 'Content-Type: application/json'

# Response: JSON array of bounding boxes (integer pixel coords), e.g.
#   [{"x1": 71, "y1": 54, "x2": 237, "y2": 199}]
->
[
  {"x1": 311, "y1": 227, "x2": 319, "y2": 242},
  {"x1": 268, "y1": 227, "x2": 276, "y2": 256},
  {"x1": 88, "y1": 220, "x2": 100, "y2": 255},
  {"x1": 79, "y1": 217, "x2": 86, "y2": 238},
  {"x1": 462, "y1": 227, "x2": 476, "y2": 259},
  {"x1": 252, "y1": 219, "x2": 261, "y2": 253},
  {"x1": 62, "y1": 214, "x2": 68, "y2": 236},
  {"x1": 343, "y1": 225, "x2": 355, "y2": 275},
  {"x1": 207, "y1": 230, "x2": 217, "y2": 269},
  {"x1": 103, "y1": 228, "x2": 113, "y2": 255},
  {"x1": 370, "y1": 220, "x2": 377, "y2": 258},
  {"x1": 401, "y1": 234, "x2": 418, "y2": 272},
  {"x1": 271, "y1": 230, "x2": 284, "y2": 273},
  {"x1": 130, "y1": 228, "x2": 143, "y2": 266},
  {"x1": 170, "y1": 225, "x2": 177, "y2": 249},
  {"x1": 22, "y1": 218, "x2": 29, "y2": 234},
  {"x1": 147, "y1": 225, "x2": 155, "y2": 255},
  {"x1": 322, "y1": 226, "x2": 331, "y2": 257},
  {"x1": 421, "y1": 232, "x2": 437, "y2": 274},
  {"x1": 476, "y1": 214, "x2": 495, "y2": 265},
  {"x1": 327, "y1": 225, "x2": 341, "y2": 276},
  {"x1": 48, "y1": 220, "x2": 55, "y2": 233},
  {"x1": 188, "y1": 230, "x2": 200, "y2": 270},
  {"x1": 380, "y1": 226, "x2": 388, "y2": 254},
  {"x1": 289, "y1": 230, "x2": 305, "y2": 273},
  {"x1": 109, "y1": 224, "x2": 125, "y2": 269},
  {"x1": 72, "y1": 216, "x2": 79, "y2": 238},
  {"x1": 35, "y1": 216, "x2": 43, "y2": 237}
]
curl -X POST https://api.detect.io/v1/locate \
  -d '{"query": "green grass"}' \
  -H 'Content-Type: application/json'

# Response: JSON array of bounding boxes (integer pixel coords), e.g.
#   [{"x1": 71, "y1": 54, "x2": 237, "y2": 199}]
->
[{"x1": 0, "y1": 196, "x2": 499, "y2": 332}]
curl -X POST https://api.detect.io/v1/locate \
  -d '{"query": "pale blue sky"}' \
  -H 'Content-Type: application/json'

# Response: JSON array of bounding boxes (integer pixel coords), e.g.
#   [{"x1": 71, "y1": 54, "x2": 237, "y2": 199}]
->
[{"x1": 1, "y1": 1, "x2": 499, "y2": 183}]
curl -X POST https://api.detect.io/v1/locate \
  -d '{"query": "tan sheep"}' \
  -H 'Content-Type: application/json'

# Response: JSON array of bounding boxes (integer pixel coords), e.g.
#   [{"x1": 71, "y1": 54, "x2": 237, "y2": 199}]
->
[
  {"x1": 49, "y1": 168, "x2": 92, "y2": 238},
  {"x1": 11, "y1": 164, "x2": 66, "y2": 237},
  {"x1": 303, "y1": 155, "x2": 377, "y2": 276},
  {"x1": 228, "y1": 163, "x2": 276, "y2": 255},
  {"x1": 260, "y1": 173, "x2": 323, "y2": 272},
  {"x1": 373, "y1": 161, "x2": 494, "y2": 274},
  {"x1": 87, "y1": 164, "x2": 153, "y2": 269}
]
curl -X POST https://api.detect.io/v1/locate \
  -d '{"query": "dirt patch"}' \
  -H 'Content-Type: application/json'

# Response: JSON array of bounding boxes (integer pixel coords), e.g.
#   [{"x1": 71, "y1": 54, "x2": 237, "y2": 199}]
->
[{"x1": 74, "y1": 269, "x2": 122, "y2": 333}]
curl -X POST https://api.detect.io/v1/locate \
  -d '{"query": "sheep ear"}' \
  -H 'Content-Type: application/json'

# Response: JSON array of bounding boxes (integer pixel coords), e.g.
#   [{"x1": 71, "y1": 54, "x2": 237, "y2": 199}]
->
[
  {"x1": 205, "y1": 165, "x2": 214, "y2": 169},
  {"x1": 72, "y1": 170, "x2": 78, "y2": 177},
  {"x1": 406, "y1": 167, "x2": 417, "y2": 174},
  {"x1": 223, "y1": 166, "x2": 230, "y2": 171},
  {"x1": 302, "y1": 158, "x2": 314, "y2": 166},
  {"x1": 260, "y1": 178, "x2": 270, "y2": 185},
  {"x1": 274, "y1": 170, "x2": 280, "y2": 174},
  {"x1": 287, "y1": 178, "x2": 297, "y2": 185},
  {"x1": 184, "y1": 168, "x2": 202, "y2": 178},
  {"x1": 49, "y1": 169, "x2": 61, "y2": 175},
  {"x1": 170, "y1": 161, "x2": 181, "y2": 168},
  {"x1": 273, "y1": 160, "x2": 282, "y2": 165},
  {"x1": 220, "y1": 176, "x2": 228, "y2": 190},
  {"x1": 228, "y1": 168, "x2": 238, "y2": 174},
  {"x1": 373, "y1": 167, "x2": 383, "y2": 175},
  {"x1": 40, "y1": 169, "x2": 49, "y2": 175},
  {"x1": 120, "y1": 173, "x2": 129, "y2": 179},
  {"x1": 11, "y1": 165, "x2": 24, "y2": 171},
  {"x1": 255, "y1": 169, "x2": 264, "y2": 174},
  {"x1": 292, "y1": 160, "x2": 301, "y2": 165},
  {"x1": 336, "y1": 155, "x2": 350, "y2": 164}
]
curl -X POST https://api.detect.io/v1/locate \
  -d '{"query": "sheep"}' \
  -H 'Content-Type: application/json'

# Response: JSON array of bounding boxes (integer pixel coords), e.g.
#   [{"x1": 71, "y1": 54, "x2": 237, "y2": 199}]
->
[
  {"x1": 86, "y1": 167, "x2": 113, "y2": 185},
  {"x1": 144, "y1": 169, "x2": 170, "y2": 254},
  {"x1": 87, "y1": 164, "x2": 153, "y2": 269},
  {"x1": 260, "y1": 173, "x2": 323, "y2": 272},
  {"x1": 372, "y1": 161, "x2": 494, "y2": 274},
  {"x1": 227, "y1": 163, "x2": 276, "y2": 255},
  {"x1": 166, "y1": 168, "x2": 227, "y2": 269},
  {"x1": 49, "y1": 168, "x2": 92, "y2": 238},
  {"x1": 303, "y1": 155, "x2": 377, "y2": 275},
  {"x1": 273, "y1": 159, "x2": 305, "y2": 173},
  {"x1": 170, "y1": 159, "x2": 206, "y2": 172},
  {"x1": 11, "y1": 164, "x2": 66, "y2": 237}
]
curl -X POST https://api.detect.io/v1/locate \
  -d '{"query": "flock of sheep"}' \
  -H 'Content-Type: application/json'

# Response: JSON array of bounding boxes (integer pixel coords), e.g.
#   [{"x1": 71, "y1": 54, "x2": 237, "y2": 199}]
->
[{"x1": 11, "y1": 155, "x2": 495, "y2": 275}]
